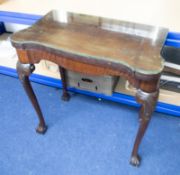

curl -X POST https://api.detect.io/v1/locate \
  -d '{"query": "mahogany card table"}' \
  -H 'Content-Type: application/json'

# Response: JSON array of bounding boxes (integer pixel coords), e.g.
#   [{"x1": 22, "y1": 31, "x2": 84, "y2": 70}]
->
[{"x1": 10, "y1": 10, "x2": 168, "y2": 166}]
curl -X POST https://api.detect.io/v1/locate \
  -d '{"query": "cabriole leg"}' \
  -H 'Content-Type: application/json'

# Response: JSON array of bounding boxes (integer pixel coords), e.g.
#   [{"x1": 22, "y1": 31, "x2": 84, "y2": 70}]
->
[
  {"x1": 16, "y1": 61, "x2": 47, "y2": 134},
  {"x1": 59, "y1": 66, "x2": 70, "y2": 101},
  {"x1": 130, "y1": 89, "x2": 159, "y2": 166}
]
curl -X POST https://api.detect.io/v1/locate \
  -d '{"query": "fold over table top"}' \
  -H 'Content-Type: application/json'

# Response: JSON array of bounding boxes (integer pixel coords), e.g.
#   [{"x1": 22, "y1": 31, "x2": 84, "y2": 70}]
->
[{"x1": 11, "y1": 10, "x2": 168, "y2": 75}]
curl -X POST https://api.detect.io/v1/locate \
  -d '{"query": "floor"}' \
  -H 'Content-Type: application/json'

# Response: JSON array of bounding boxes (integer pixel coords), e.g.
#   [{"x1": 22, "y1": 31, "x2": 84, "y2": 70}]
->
[{"x1": 0, "y1": 74, "x2": 179, "y2": 175}]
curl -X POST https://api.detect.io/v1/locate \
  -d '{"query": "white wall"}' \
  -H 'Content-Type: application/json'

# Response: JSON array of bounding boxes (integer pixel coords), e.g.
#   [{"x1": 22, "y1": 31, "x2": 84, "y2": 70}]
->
[{"x1": 0, "y1": 0, "x2": 180, "y2": 31}]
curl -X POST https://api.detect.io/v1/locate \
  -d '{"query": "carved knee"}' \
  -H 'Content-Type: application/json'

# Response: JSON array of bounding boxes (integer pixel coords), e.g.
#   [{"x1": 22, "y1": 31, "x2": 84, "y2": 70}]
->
[
  {"x1": 16, "y1": 61, "x2": 35, "y2": 80},
  {"x1": 136, "y1": 89, "x2": 159, "y2": 121}
]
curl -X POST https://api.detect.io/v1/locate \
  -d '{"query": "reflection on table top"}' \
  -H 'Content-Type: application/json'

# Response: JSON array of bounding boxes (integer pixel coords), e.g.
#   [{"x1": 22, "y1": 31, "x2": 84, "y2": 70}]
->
[{"x1": 11, "y1": 10, "x2": 169, "y2": 75}]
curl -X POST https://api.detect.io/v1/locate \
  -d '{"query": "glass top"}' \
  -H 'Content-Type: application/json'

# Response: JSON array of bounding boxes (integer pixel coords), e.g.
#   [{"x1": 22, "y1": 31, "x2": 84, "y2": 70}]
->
[{"x1": 11, "y1": 10, "x2": 169, "y2": 75}]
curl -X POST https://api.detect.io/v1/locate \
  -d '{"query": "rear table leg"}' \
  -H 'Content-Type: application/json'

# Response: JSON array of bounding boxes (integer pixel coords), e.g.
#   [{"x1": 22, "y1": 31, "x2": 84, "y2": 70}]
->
[{"x1": 59, "y1": 66, "x2": 70, "y2": 101}]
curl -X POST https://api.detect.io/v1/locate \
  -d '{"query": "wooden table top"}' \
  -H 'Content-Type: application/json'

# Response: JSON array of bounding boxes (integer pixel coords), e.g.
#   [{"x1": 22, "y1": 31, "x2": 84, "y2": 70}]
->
[{"x1": 11, "y1": 10, "x2": 168, "y2": 75}]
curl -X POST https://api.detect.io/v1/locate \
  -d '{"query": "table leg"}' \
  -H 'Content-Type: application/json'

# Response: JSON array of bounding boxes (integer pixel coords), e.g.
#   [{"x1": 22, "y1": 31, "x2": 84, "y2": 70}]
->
[
  {"x1": 59, "y1": 66, "x2": 70, "y2": 101},
  {"x1": 130, "y1": 89, "x2": 159, "y2": 166},
  {"x1": 16, "y1": 61, "x2": 47, "y2": 134}
]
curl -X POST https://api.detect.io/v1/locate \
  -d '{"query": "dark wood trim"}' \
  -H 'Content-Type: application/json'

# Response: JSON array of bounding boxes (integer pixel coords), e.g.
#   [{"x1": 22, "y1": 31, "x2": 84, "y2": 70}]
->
[
  {"x1": 12, "y1": 43, "x2": 161, "y2": 81},
  {"x1": 15, "y1": 48, "x2": 160, "y2": 92}
]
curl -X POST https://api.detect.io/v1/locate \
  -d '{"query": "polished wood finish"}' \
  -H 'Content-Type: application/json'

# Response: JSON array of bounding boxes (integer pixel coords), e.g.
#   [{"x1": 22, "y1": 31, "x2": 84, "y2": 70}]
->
[
  {"x1": 16, "y1": 61, "x2": 47, "y2": 134},
  {"x1": 11, "y1": 10, "x2": 168, "y2": 75},
  {"x1": 11, "y1": 10, "x2": 168, "y2": 167},
  {"x1": 130, "y1": 89, "x2": 159, "y2": 166}
]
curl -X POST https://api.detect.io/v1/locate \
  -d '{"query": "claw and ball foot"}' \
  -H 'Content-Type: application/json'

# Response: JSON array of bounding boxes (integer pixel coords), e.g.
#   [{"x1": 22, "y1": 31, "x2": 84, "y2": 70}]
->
[
  {"x1": 130, "y1": 155, "x2": 141, "y2": 167},
  {"x1": 61, "y1": 92, "x2": 70, "y2": 101},
  {"x1": 17, "y1": 61, "x2": 47, "y2": 134},
  {"x1": 36, "y1": 124, "x2": 48, "y2": 134},
  {"x1": 130, "y1": 89, "x2": 159, "y2": 166}
]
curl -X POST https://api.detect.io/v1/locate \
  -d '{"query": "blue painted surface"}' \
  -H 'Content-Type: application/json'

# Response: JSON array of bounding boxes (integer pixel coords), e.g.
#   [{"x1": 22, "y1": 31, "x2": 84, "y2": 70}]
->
[
  {"x1": 0, "y1": 66, "x2": 179, "y2": 117},
  {"x1": 0, "y1": 74, "x2": 180, "y2": 175},
  {"x1": 165, "y1": 39, "x2": 180, "y2": 48},
  {"x1": 165, "y1": 32, "x2": 180, "y2": 48},
  {"x1": 0, "y1": 11, "x2": 42, "y2": 25},
  {"x1": 0, "y1": 11, "x2": 41, "y2": 20},
  {"x1": 167, "y1": 32, "x2": 180, "y2": 40},
  {"x1": 0, "y1": 22, "x2": 5, "y2": 34}
]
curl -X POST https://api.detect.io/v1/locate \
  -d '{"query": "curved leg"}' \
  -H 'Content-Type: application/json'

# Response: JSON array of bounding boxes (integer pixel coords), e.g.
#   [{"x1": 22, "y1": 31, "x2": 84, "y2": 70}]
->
[
  {"x1": 16, "y1": 61, "x2": 47, "y2": 134},
  {"x1": 59, "y1": 66, "x2": 70, "y2": 101},
  {"x1": 130, "y1": 89, "x2": 159, "y2": 166}
]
